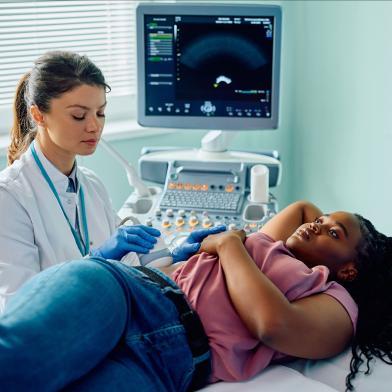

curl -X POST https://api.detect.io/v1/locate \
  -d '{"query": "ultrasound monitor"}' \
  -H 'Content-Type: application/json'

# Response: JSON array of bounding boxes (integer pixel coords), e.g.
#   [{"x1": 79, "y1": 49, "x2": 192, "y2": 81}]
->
[{"x1": 136, "y1": 3, "x2": 282, "y2": 131}]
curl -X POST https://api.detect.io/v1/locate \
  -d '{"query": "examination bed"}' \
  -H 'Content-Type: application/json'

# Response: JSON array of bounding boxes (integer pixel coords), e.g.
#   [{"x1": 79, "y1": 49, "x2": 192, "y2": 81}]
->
[{"x1": 201, "y1": 348, "x2": 391, "y2": 391}]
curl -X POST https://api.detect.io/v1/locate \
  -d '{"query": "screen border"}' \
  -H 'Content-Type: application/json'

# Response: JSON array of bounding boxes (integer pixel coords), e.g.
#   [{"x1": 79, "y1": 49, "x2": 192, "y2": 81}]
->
[{"x1": 136, "y1": 2, "x2": 282, "y2": 131}]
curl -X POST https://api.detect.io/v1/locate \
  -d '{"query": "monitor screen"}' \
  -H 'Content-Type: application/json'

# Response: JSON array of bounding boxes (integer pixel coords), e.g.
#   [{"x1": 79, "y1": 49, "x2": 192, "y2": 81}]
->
[{"x1": 137, "y1": 3, "x2": 281, "y2": 130}]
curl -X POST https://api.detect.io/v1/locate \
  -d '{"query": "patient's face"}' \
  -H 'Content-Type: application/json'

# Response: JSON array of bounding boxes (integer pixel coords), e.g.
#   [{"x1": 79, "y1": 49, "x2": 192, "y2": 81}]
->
[{"x1": 285, "y1": 212, "x2": 362, "y2": 277}]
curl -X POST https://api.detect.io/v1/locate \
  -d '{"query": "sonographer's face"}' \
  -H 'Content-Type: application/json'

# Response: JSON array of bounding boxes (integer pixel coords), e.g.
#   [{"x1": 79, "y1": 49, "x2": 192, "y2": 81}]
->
[
  {"x1": 41, "y1": 84, "x2": 106, "y2": 158},
  {"x1": 285, "y1": 211, "x2": 362, "y2": 278}
]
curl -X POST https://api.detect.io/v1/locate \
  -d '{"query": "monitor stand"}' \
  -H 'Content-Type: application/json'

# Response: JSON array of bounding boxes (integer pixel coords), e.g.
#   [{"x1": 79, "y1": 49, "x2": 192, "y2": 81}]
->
[
  {"x1": 200, "y1": 130, "x2": 237, "y2": 153},
  {"x1": 196, "y1": 130, "x2": 274, "y2": 166}
]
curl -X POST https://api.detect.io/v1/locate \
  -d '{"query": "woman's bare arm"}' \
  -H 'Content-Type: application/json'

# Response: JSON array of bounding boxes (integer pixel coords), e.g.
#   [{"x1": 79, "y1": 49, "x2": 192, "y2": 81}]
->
[
  {"x1": 200, "y1": 231, "x2": 353, "y2": 359},
  {"x1": 261, "y1": 200, "x2": 323, "y2": 242}
]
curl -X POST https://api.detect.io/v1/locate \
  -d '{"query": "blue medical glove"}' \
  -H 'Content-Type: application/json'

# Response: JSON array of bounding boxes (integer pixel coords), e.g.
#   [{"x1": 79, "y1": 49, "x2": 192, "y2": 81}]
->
[
  {"x1": 90, "y1": 224, "x2": 161, "y2": 260},
  {"x1": 171, "y1": 225, "x2": 226, "y2": 262}
]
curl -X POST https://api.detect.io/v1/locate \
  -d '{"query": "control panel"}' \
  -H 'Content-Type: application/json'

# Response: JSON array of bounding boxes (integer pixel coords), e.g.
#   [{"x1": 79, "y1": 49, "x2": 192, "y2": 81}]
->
[
  {"x1": 118, "y1": 157, "x2": 279, "y2": 248},
  {"x1": 160, "y1": 160, "x2": 246, "y2": 214},
  {"x1": 143, "y1": 200, "x2": 277, "y2": 248}
]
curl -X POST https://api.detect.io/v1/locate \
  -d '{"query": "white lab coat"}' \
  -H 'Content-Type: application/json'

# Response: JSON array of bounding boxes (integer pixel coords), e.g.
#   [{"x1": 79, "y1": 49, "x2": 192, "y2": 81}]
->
[{"x1": 0, "y1": 142, "x2": 119, "y2": 313}]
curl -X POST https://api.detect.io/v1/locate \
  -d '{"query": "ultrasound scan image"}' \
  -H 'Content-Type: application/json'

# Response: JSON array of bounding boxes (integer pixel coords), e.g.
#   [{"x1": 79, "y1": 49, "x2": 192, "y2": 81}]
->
[{"x1": 177, "y1": 24, "x2": 272, "y2": 101}]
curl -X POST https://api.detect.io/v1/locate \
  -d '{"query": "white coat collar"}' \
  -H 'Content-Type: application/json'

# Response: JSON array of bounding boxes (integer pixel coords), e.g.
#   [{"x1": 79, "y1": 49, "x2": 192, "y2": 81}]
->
[{"x1": 31, "y1": 140, "x2": 79, "y2": 194}]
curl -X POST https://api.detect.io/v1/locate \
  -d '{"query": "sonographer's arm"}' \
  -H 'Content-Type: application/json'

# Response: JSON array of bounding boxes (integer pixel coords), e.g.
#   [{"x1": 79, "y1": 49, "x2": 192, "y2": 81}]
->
[
  {"x1": 199, "y1": 231, "x2": 353, "y2": 359},
  {"x1": 260, "y1": 200, "x2": 322, "y2": 242},
  {"x1": 0, "y1": 189, "x2": 40, "y2": 314}
]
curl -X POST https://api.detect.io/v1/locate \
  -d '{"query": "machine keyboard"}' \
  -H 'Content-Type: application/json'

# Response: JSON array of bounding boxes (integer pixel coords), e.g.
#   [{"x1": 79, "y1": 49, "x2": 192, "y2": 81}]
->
[{"x1": 160, "y1": 190, "x2": 242, "y2": 211}]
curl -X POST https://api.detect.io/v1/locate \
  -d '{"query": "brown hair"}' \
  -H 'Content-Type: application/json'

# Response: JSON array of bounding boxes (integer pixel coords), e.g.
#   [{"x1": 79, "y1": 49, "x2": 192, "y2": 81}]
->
[
  {"x1": 8, "y1": 72, "x2": 36, "y2": 165},
  {"x1": 8, "y1": 51, "x2": 110, "y2": 165}
]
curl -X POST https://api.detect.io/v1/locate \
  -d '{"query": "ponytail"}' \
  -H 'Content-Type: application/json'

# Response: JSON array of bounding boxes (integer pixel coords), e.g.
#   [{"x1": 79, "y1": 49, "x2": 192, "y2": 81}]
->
[{"x1": 8, "y1": 72, "x2": 36, "y2": 165}]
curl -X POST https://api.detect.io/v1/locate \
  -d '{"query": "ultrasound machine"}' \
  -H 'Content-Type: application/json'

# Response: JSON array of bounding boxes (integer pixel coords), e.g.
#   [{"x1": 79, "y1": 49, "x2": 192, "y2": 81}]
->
[{"x1": 117, "y1": 2, "x2": 282, "y2": 248}]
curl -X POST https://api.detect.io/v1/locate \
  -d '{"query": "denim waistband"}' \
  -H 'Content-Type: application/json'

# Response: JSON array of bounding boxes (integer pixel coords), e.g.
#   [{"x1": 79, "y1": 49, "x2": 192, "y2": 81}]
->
[{"x1": 134, "y1": 266, "x2": 211, "y2": 391}]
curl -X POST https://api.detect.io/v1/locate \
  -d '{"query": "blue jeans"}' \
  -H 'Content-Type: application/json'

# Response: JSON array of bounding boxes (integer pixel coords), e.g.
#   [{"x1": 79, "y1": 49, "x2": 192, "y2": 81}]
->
[{"x1": 0, "y1": 258, "x2": 199, "y2": 391}]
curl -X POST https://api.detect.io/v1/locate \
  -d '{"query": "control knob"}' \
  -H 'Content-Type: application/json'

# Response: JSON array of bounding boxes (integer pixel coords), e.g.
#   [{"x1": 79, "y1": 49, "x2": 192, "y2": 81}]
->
[
  {"x1": 202, "y1": 218, "x2": 213, "y2": 228},
  {"x1": 188, "y1": 216, "x2": 199, "y2": 227},
  {"x1": 145, "y1": 218, "x2": 153, "y2": 227},
  {"x1": 162, "y1": 219, "x2": 171, "y2": 228},
  {"x1": 228, "y1": 223, "x2": 237, "y2": 231},
  {"x1": 175, "y1": 217, "x2": 185, "y2": 227}
]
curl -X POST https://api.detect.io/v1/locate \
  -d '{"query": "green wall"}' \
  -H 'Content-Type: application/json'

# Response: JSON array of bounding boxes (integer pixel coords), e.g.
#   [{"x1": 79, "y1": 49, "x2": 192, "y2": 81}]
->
[{"x1": 285, "y1": 1, "x2": 392, "y2": 234}]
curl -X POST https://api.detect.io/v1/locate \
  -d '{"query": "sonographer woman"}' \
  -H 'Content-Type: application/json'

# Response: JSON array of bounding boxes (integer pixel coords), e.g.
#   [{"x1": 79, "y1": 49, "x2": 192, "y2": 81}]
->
[{"x1": 0, "y1": 51, "x2": 220, "y2": 313}]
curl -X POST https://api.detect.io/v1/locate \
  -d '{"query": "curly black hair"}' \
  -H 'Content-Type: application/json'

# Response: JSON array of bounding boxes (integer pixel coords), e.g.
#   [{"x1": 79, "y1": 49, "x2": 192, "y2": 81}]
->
[{"x1": 341, "y1": 214, "x2": 392, "y2": 391}]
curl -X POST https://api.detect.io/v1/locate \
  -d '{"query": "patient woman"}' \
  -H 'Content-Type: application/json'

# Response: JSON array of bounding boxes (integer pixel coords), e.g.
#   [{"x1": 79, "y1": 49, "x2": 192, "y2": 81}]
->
[{"x1": 0, "y1": 200, "x2": 391, "y2": 392}]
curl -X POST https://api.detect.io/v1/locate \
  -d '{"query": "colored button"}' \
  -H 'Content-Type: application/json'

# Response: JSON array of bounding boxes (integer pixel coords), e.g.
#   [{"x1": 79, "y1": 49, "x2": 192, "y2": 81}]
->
[
  {"x1": 225, "y1": 184, "x2": 234, "y2": 192},
  {"x1": 162, "y1": 219, "x2": 171, "y2": 228},
  {"x1": 202, "y1": 218, "x2": 213, "y2": 228},
  {"x1": 175, "y1": 217, "x2": 185, "y2": 227},
  {"x1": 188, "y1": 216, "x2": 199, "y2": 227}
]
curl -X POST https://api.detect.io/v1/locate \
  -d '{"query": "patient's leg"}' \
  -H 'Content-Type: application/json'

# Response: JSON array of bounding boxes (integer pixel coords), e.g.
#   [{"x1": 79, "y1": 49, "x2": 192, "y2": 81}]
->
[
  {"x1": 64, "y1": 329, "x2": 195, "y2": 392},
  {"x1": 0, "y1": 259, "x2": 128, "y2": 391}
]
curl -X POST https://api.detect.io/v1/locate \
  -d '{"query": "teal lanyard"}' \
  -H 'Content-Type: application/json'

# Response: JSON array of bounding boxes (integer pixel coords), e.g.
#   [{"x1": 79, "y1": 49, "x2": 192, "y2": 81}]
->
[{"x1": 30, "y1": 143, "x2": 90, "y2": 256}]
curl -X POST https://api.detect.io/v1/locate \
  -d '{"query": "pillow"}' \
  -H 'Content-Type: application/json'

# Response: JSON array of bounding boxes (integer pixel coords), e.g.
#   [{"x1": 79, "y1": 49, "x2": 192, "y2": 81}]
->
[
  {"x1": 285, "y1": 348, "x2": 392, "y2": 391},
  {"x1": 202, "y1": 364, "x2": 338, "y2": 392}
]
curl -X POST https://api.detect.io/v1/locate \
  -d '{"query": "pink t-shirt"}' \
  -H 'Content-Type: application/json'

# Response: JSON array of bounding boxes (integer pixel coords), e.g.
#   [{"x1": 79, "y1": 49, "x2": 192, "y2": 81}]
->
[{"x1": 172, "y1": 232, "x2": 358, "y2": 382}]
